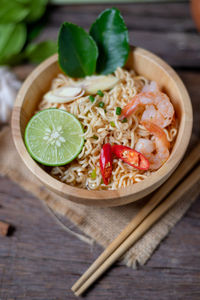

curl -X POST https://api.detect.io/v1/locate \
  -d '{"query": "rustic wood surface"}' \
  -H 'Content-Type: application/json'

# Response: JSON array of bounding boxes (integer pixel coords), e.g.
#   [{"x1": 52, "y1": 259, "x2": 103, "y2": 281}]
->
[{"x1": 0, "y1": 2, "x2": 200, "y2": 300}]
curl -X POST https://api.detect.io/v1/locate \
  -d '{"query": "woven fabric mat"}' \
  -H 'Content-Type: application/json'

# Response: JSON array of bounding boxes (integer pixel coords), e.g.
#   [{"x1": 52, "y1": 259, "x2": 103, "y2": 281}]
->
[{"x1": 0, "y1": 126, "x2": 199, "y2": 268}]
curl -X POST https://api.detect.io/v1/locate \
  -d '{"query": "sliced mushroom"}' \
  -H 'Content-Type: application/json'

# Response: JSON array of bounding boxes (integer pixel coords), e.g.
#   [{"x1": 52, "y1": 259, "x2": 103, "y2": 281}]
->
[
  {"x1": 79, "y1": 75, "x2": 119, "y2": 95},
  {"x1": 44, "y1": 86, "x2": 85, "y2": 104}
]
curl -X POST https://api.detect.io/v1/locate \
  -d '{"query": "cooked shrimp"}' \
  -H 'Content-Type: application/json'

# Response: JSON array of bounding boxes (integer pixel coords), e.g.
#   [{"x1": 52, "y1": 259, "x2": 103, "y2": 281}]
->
[
  {"x1": 135, "y1": 138, "x2": 155, "y2": 160},
  {"x1": 135, "y1": 121, "x2": 170, "y2": 170},
  {"x1": 120, "y1": 82, "x2": 174, "y2": 128}
]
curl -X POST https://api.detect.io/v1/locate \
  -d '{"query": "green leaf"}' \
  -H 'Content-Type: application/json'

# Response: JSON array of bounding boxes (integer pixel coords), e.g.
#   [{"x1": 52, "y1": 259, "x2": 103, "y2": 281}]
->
[
  {"x1": 0, "y1": 23, "x2": 27, "y2": 64},
  {"x1": 0, "y1": 0, "x2": 30, "y2": 23},
  {"x1": 25, "y1": 0, "x2": 48, "y2": 22},
  {"x1": 90, "y1": 8, "x2": 130, "y2": 74},
  {"x1": 25, "y1": 40, "x2": 57, "y2": 63},
  {"x1": 16, "y1": 0, "x2": 31, "y2": 3},
  {"x1": 58, "y1": 22, "x2": 98, "y2": 78}
]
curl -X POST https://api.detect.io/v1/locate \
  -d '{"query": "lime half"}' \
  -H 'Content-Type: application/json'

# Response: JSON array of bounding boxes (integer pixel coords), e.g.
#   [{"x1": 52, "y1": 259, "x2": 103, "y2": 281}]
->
[{"x1": 24, "y1": 109, "x2": 84, "y2": 166}]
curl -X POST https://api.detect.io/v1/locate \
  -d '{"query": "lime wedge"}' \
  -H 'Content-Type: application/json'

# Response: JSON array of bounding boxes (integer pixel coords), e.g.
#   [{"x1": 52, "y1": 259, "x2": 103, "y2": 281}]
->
[{"x1": 24, "y1": 108, "x2": 84, "y2": 166}]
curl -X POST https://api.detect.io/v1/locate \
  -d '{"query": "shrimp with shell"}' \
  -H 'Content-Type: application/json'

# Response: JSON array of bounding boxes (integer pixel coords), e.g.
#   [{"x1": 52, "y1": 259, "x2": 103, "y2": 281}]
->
[
  {"x1": 135, "y1": 120, "x2": 170, "y2": 170},
  {"x1": 120, "y1": 81, "x2": 174, "y2": 128}
]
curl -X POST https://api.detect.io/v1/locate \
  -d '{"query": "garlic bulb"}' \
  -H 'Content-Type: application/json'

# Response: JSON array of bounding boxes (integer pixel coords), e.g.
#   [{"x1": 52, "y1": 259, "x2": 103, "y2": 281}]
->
[{"x1": 0, "y1": 67, "x2": 21, "y2": 123}]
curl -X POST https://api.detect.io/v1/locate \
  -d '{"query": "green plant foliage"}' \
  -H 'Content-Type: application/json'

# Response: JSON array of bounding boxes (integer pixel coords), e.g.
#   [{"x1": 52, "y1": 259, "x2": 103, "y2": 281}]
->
[
  {"x1": 0, "y1": 0, "x2": 30, "y2": 23},
  {"x1": 0, "y1": 23, "x2": 27, "y2": 64},
  {"x1": 0, "y1": 0, "x2": 55, "y2": 65},
  {"x1": 25, "y1": 0, "x2": 48, "y2": 22},
  {"x1": 25, "y1": 40, "x2": 57, "y2": 63},
  {"x1": 58, "y1": 22, "x2": 98, "y2": 77},
  {"x1": 90, "y1": 8, "x2": 129, "y2": 74}
]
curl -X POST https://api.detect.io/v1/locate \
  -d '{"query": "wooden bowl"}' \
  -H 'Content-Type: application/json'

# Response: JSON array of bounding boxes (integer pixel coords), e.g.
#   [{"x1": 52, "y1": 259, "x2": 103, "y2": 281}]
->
[{"x1": 11, "y1": 47, "x2": 193, "y2": 207}]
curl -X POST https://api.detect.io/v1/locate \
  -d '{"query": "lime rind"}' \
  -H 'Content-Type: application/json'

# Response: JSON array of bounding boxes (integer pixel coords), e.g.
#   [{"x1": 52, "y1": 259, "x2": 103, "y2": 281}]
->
[{"x1": 24, "y1": 108, "x2": 84, "y2": 166}]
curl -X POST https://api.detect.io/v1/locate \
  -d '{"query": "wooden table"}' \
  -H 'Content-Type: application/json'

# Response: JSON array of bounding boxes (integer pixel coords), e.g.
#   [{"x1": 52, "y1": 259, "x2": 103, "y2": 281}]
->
[{"x1": 0, "y1": 2, "x2": 200, "y2": 299}]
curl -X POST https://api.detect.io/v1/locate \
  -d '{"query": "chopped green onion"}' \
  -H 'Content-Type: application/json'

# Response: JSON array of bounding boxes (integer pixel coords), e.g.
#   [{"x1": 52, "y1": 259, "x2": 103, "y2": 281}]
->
[
  {"x1": 91, "y1": 169, "x2": 96, "y2": 180},
  {"x1": 121, "y1": 117, "x2": 128, "y2": 123},
  {"x1": 97, "y1": 90, "x2": 104, "y2": 97},
  {"x1": 89, "y1": 95, "x2": 95, "y2": 103},
  {"x1": 116, "y1": 107, "x2": 122, "y2": 115},
  {"x1": 104, "y1": 109, "x2": 107, "y2": 113},
  {"x1": 110, "y1": 121, "x2": 116, "y2": 127},
  {"x1": 98, "y1": 101, "x2": 105, "y2": 108},
  {"x1": 92, "y1": 135, "x2": 98, "y2": 140}
]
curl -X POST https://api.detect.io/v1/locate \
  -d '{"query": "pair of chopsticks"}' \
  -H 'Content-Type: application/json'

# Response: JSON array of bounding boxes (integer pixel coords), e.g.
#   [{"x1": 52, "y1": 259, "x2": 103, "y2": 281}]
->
[{"x1": 72, "y1": 143, "x2": 200, "y2": 296}]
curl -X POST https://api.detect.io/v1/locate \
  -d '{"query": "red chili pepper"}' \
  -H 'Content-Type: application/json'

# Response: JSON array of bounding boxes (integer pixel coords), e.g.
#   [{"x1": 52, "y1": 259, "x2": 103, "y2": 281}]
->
[
  {"x1": 100, "y1": 143, "x2": 112, "y2": 185},
  {"x1": 112, "y1": 145, "x2": 150, "y2": 170}
]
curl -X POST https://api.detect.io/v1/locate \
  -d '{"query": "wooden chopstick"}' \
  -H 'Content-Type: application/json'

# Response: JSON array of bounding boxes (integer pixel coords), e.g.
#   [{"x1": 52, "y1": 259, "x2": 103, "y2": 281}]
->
[
  {"x1": 72, "y1": 143, "x2": 200, "y2": 294},
  {"x1": 73, "y1": 163, "x2": 200, "y2": 296}
]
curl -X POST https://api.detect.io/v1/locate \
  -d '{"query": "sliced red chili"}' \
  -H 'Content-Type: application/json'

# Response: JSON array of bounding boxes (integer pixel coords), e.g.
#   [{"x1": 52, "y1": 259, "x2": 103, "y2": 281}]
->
[
  {"x1": 112, "y1": 145, "x2": 150, "y2": 170},
  {"x1": 100, "y1": 143, "x2": 112, "y2": 185}
]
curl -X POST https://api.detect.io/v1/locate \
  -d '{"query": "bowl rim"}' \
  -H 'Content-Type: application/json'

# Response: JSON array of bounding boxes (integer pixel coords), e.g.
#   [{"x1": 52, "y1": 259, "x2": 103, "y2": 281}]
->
[{"x1": 11, "y1": 47, "x2": 193, "y2": 206}]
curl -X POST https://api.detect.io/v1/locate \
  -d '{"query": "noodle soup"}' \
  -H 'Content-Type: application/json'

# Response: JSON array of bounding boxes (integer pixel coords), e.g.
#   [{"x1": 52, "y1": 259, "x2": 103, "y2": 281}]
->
[{"x1": 37, "y1": 68, "x2": 177, "y2": 190}]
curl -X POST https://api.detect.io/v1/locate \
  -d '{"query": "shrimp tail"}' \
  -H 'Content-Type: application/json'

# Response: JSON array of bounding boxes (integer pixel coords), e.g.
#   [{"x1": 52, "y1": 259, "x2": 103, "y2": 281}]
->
[
  {"x1": 142, "y1": 120, "x2": 170, "y2": 149},
  {"x1": 119, "y1": 95, "x2": 141, "y2": 120}
]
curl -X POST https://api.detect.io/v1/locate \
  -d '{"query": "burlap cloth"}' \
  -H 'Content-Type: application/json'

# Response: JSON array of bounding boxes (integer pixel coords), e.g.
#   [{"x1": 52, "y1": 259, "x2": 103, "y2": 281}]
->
[{"x1": 0, "y1": 126, "x2": 199, "y2": 268}]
